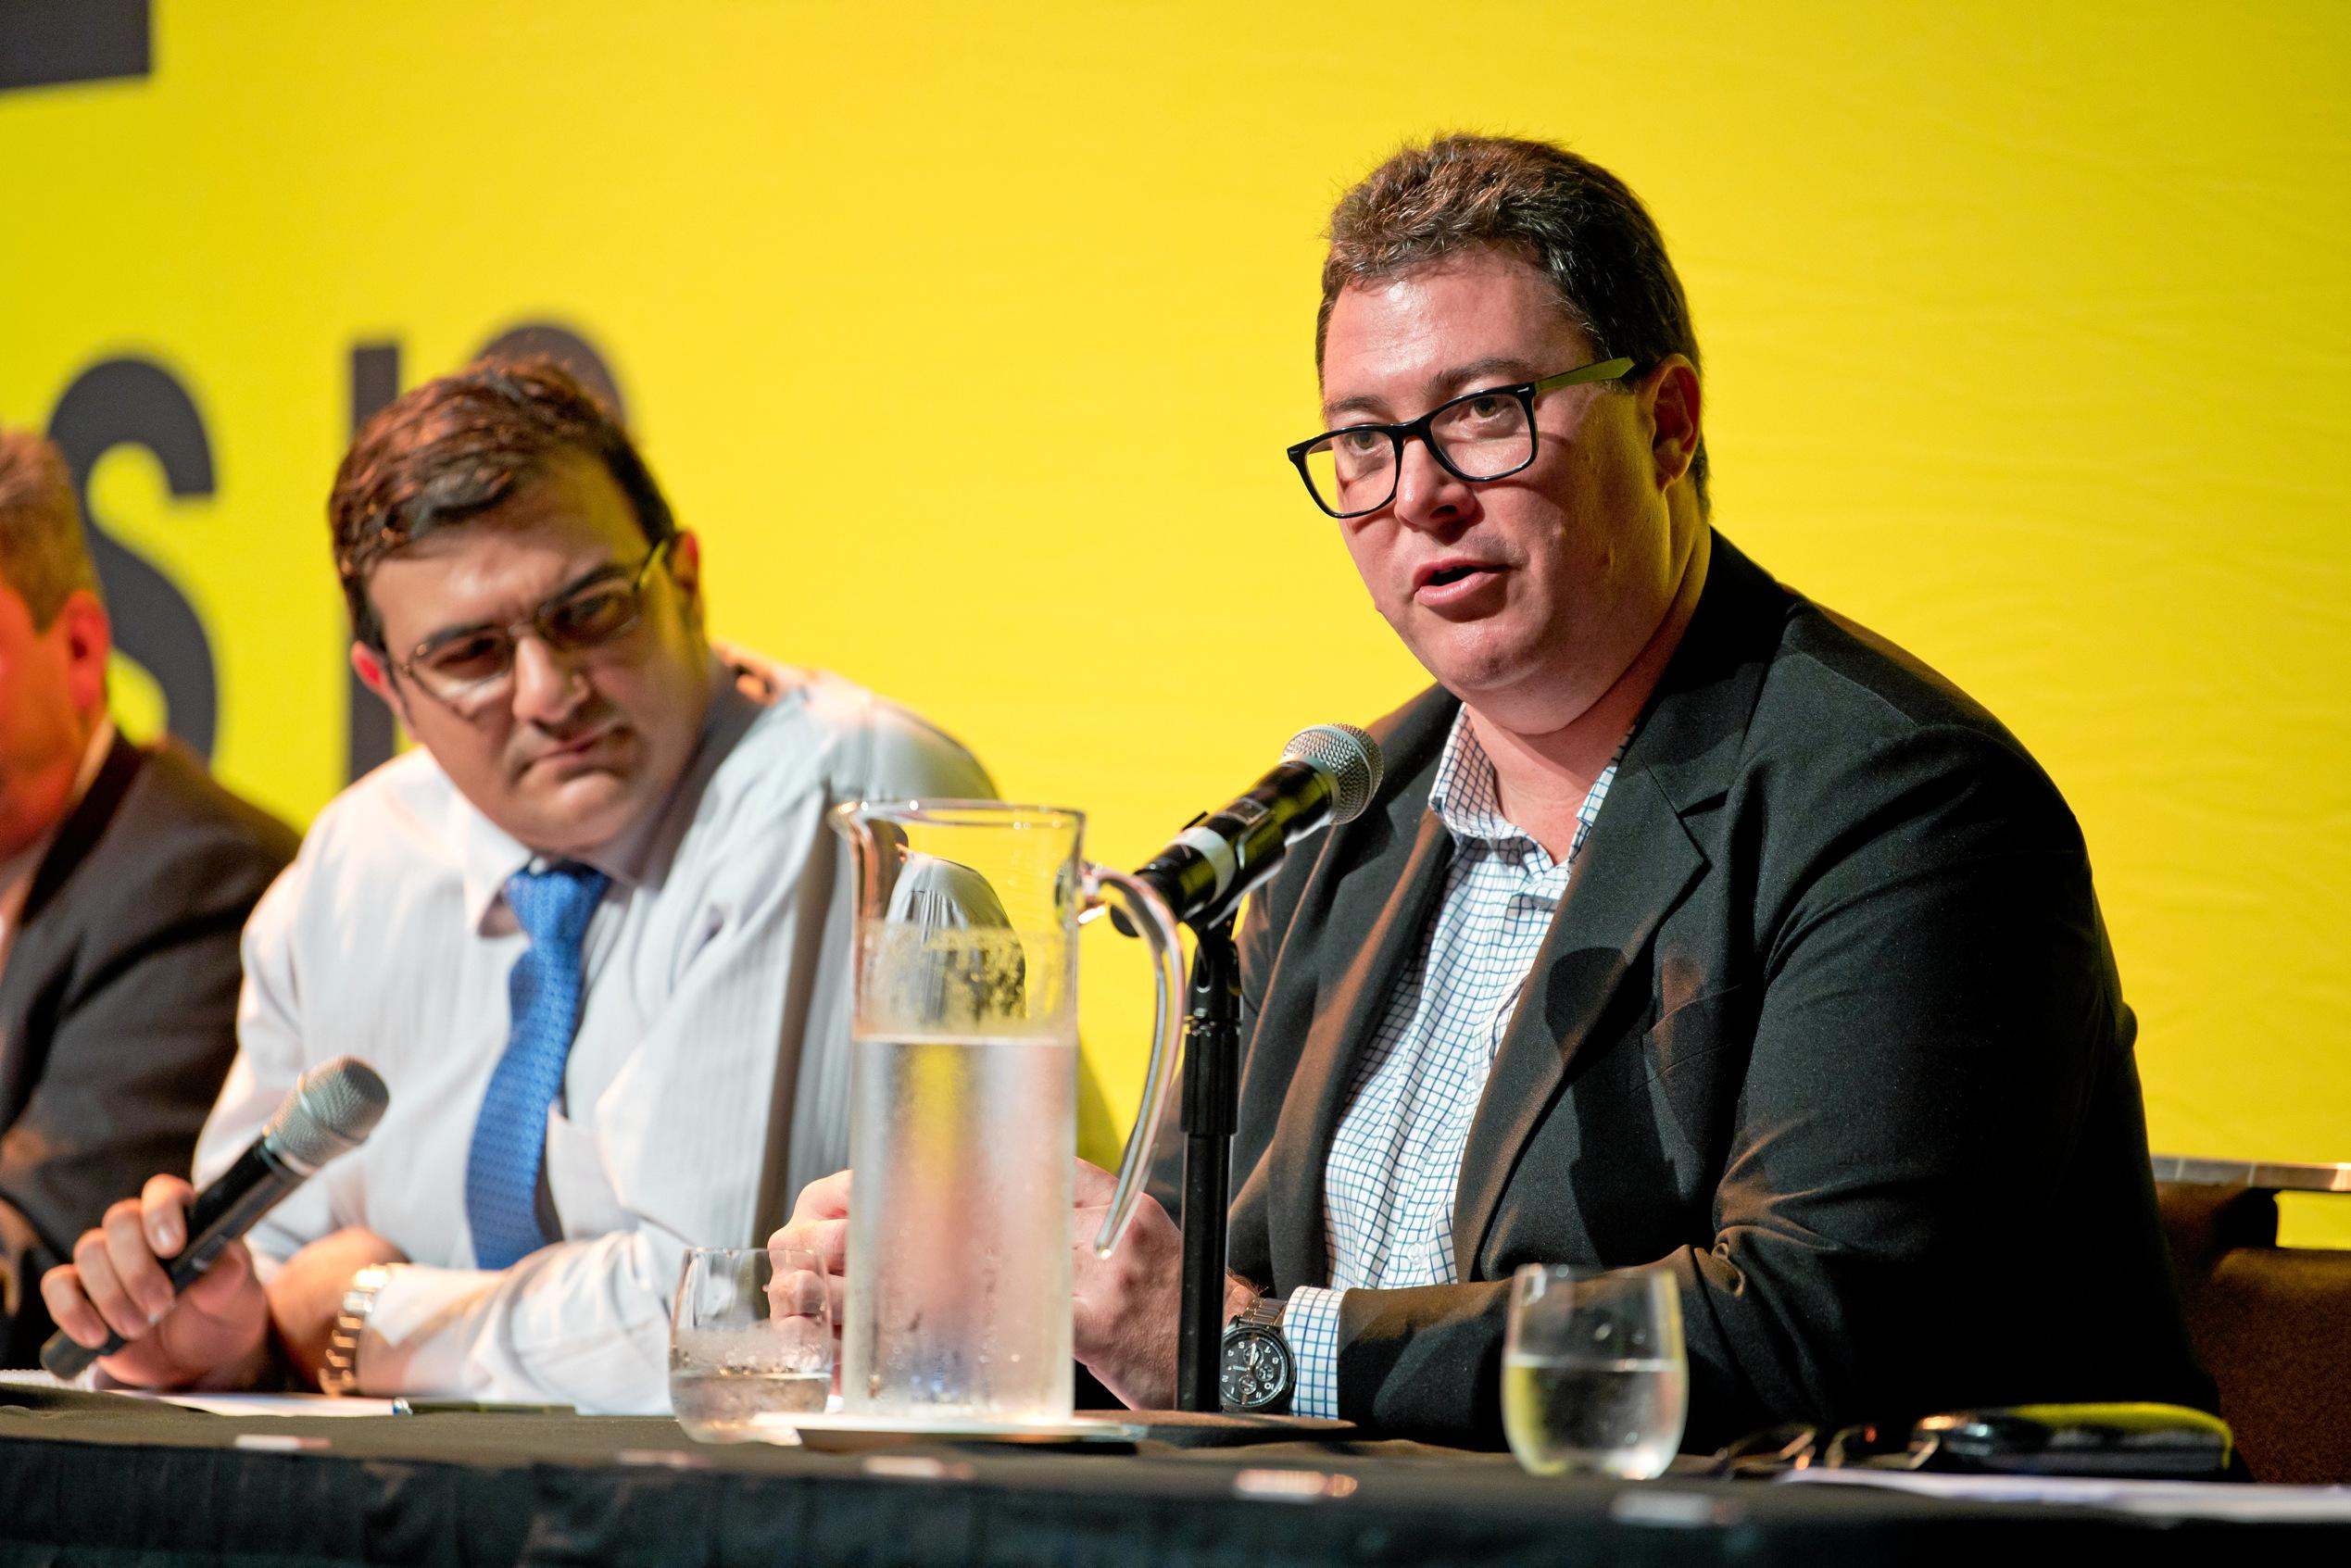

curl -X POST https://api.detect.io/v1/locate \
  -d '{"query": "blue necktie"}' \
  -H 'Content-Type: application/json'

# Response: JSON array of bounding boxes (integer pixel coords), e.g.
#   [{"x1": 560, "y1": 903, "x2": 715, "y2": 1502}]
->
[{"x1": 465, "y1": 860, "x2": 610, "y2": 1270}]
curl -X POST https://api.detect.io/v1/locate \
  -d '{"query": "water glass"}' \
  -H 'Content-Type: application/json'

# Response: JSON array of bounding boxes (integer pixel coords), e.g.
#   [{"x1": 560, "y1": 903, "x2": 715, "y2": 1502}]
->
[
  {"x1": 670, "y1": 1245, "x2": 831, "y2": 1441},
  {"x1": 1502, "y1": 1264, "x2": 1688, "y2": 1478}
]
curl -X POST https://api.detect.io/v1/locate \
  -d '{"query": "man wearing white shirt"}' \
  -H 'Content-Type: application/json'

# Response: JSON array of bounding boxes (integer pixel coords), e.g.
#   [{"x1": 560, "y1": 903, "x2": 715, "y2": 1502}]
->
[{"x1": 43, "y1": 359, "x2": 990, "y2": 1411}]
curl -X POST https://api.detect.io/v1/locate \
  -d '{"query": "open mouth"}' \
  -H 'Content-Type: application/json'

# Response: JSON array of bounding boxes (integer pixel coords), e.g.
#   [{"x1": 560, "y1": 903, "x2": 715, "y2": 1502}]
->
[{"x1": 1414, "y1": 559, "x2": 1502, "y2": 599}]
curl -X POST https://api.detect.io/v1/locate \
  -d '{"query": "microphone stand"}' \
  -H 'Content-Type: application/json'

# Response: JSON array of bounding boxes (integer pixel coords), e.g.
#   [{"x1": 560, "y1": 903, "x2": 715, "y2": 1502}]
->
[{"x1": 1174, "y1": 915, "x2": 1240, "y2": 1412}]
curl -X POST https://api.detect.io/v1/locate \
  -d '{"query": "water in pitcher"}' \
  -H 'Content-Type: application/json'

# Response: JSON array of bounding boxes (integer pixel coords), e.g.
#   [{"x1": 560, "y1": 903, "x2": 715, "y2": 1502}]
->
[
  {"x1": 842, "y1": 1031, "x2": 1076, "y2": 1421},
  {"x1": 828, "y1": 805, "x2": 1185, "y2": 1428}
]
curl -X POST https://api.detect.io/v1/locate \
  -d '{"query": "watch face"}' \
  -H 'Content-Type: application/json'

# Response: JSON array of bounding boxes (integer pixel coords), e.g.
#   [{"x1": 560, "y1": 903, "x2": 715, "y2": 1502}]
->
[{"x1": 1219, "y1": 1326, "x2": 1293, "y2": 1411}]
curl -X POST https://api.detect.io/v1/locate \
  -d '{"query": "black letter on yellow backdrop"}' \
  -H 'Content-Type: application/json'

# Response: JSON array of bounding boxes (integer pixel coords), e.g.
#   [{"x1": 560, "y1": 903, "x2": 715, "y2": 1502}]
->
[
  {"x1": 46, "y1": 358, "x2": 219, "y2": 759},
  {"x1": 475, "y1": 323, "x2": 627, "y2": 422},
  {"x1": 0, "y1": 1, "x2": 150, "y2": 93},
  {"x1": 346, "y1": 342, "x2": 403, "y2": 781}
]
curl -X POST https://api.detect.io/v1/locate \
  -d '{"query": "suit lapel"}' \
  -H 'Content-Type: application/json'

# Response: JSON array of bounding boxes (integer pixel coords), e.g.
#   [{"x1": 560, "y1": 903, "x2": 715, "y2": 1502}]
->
[
  {"x1": 1451, "y1": 532, "x2": 1786, "y2": 1274},
  {"x1": 19, "y1": 734, "x2": 143, "y2": 928},
  {"x1": 1451, "y1": 770, "x2": 1704, "y2": 1272},
  {"x1": 2, "y1": 734, "x2": 143, "y2": 1127}
]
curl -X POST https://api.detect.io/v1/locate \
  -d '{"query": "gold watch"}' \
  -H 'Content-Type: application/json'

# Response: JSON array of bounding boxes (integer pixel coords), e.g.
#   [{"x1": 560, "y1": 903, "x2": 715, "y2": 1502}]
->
[{"x1": 319, "y1": 1264, "x2": 392, "y2": 1396}]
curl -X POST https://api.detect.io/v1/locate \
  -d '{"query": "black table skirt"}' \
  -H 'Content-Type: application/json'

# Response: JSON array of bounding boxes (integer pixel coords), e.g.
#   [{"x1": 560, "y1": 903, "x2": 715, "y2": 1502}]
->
[{"x1": 1, "y1": 1389, "x2": 2338, "y2": 1567}]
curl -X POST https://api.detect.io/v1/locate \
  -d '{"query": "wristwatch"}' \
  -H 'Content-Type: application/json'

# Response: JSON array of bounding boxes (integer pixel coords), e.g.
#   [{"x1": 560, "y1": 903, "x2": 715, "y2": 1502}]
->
[
  {"x1": 1218, "y1": 1294, "x2": 1295, "y2": 1414},
  {"x1": 319, "y1": 1264, "x2": 392, "y2": 1396}
]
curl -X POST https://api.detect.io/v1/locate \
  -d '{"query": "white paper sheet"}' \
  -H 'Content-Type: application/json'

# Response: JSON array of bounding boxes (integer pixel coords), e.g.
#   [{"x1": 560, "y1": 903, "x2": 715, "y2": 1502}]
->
[{"x1": 1782, "y1": 1466, "x2": 2351, "y2": 1521}]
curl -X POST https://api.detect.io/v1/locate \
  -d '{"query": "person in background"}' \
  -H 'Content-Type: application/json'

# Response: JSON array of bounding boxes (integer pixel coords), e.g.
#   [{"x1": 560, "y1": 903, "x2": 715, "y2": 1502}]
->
[
  {"x1": 0, "y1": 426, "x2": 296, "y2": 1367},
  {"x1": 43, "y1": 359, "x2": 991, "y2": 1411}
]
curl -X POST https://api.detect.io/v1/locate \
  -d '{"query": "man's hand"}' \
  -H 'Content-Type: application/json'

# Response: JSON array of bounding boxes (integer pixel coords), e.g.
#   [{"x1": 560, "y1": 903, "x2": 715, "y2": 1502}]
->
[
  {"x1": 38, "y1": 1174, "x2": 270, "y2": 1390},
  {"x1": 769, "y1": 1171, "x2": 851, "y2": 1386},
  {"x1": 267, "y1": 1227, "x2": 409, "y2": 1386},
  {"x1": 1073, "y1": 1158, "x2": 1218, "y2": 1410},
  {"x1": 770, "y1": 1160, "x2": 1259, "y2": 1411}
]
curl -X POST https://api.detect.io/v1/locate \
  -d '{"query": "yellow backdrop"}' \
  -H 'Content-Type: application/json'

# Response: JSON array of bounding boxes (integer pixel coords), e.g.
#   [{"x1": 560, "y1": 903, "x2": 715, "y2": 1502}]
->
[{"x1": 4, "y1": 4, "x2": 2345, "y2": 1239}]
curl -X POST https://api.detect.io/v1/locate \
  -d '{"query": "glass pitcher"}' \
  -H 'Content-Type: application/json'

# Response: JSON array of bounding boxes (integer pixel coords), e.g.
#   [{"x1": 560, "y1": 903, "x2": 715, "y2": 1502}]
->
[{"x1": 828, "y1": 800, "x2": 1182, "y2": 1423}]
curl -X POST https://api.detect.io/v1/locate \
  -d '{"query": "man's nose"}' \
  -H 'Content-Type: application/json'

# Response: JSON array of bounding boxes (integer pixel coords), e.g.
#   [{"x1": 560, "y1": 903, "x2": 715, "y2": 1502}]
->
[
  {"x1": 1389, "y1": 435, "x2": 1475, "y2": 531},
  {"x1": 508, "y1": 633, "x2": 590, "y2": 724}
]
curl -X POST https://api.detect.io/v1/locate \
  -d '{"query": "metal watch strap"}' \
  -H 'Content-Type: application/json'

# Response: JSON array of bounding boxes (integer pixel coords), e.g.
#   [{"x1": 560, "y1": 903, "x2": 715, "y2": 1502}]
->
[
  {"x1": 1237, "y1": 1295, "x2": 1287, "y2": 1333},
  {"x1": 319, "y1": 1264, "x2": 391, "y2": 1396}
]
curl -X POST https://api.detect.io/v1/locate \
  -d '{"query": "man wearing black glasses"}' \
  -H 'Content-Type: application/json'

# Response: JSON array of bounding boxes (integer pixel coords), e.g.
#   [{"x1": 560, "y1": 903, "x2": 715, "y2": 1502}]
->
[
  {"x1": 44, "y1": 358, "x2": 990, "y2": 1411},
  {"x1": 983, "y1": 135, "x2": 2210, "y2": 1446},
  {"x1": 1241, "y1": 133, "x2": 2220, "y2": 1446}
]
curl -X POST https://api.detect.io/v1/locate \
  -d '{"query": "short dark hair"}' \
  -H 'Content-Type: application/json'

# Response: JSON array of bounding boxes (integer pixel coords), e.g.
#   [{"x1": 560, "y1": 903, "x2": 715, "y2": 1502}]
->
[
  {"x1": 0, "y1": 426, "x2": 102, "y2": 628},
  {"x1": 1318, "y1": 133, "x2": 1708, "y2": 514},
  {"x1": 329, "y1": 356, "x2": 674, "y2": 650}
]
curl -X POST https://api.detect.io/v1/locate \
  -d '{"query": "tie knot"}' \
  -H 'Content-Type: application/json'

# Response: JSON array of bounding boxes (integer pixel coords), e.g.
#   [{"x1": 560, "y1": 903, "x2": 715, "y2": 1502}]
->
[{"x1": 504, "y1": 860, "x2": 610, "y2": 949}]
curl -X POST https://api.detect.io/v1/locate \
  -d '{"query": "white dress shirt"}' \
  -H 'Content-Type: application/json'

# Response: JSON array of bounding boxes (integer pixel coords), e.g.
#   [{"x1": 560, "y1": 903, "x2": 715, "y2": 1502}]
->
[{"x1": 195, "y1": 655, "x2": 989, "y2": 1412}]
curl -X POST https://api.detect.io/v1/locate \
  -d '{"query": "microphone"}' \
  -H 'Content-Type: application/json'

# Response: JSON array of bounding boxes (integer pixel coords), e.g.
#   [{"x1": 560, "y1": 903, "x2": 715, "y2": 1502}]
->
[
  {"x1": 41, "y1": 1056, "x2": 391, "y2": 1380},
  {"x1": 1134, "y1": 723, "x2": 1384, "y2": 931}
]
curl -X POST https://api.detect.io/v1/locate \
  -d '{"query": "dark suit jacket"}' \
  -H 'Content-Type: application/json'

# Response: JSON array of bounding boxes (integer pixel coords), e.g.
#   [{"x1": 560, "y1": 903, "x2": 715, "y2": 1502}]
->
[
  {"x1": 1227, "y1": 533, "x2": 2213, "y2": 1449},
  {"x1": 0, "y1": 734, "x2": 298, "y2": 1365}
]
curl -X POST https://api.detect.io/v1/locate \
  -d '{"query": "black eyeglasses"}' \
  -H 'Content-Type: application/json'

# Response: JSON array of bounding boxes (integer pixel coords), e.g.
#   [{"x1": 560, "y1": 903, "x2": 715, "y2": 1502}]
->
[
  {"x1": 396, "y1": 535, "x2": 676, "y2": 713},
  {"x1": 1286, "y1": 358, "x2": 1636, "y2": 519}
]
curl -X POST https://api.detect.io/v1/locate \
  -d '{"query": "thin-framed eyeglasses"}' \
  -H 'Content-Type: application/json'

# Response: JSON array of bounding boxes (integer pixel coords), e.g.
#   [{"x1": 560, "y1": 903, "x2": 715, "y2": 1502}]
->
[
  {"x1": 1287, "y1": 357, "x2": 1636, "y2": 520},
  {"x1": 394, "y1": 534, "x2": 676, "y2": 712}
]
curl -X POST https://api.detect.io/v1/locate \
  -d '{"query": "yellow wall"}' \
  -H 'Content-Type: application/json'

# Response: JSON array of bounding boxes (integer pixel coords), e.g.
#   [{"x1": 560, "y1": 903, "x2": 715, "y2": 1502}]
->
[{"x1": 4, "y1": 4, "x2": 2345, "y2": 1237}]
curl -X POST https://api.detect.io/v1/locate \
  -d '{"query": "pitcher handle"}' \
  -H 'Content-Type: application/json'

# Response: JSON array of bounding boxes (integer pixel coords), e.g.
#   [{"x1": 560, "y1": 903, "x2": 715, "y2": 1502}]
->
[{"x1": 1080, "y1": 863, "x2": 1185, "y2": 1258}]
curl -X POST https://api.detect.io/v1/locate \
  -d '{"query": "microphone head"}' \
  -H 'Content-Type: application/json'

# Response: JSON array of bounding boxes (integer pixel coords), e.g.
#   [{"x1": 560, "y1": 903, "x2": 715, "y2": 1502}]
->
[
  {"x1": 1282, "y1": 723, "x2": 1385, "y2": 825},
  {"x1": 261, "y1": 1057, "x2": 391, "y2": 1173}
]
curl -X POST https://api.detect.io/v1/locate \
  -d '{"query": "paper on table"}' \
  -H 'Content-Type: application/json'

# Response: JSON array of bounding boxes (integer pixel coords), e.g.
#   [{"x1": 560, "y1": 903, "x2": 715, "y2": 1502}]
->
[
  {"x1": 1782, "y1": 1467, "x2": 2351, "y2": 1522},
  {"x1": 0, "y1": 1367, "x2": 396, "y2": 1417}
]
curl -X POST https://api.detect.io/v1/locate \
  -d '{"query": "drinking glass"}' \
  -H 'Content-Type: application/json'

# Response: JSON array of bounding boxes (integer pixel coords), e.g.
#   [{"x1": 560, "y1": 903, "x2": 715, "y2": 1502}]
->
[
  {"x1": 1502, "y1": 1264, "x2": 1688, "y2": 1478},
  {"x1": 670, "y1": 1245, "x2": 831, "y2": 1442}
]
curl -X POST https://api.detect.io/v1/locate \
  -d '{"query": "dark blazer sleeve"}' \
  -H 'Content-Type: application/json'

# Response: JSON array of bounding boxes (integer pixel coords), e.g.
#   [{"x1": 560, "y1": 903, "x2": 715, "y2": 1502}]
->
[
  {"x1": 0, "y1": 746, "x2": 296, "y2": 1365},
  {"x1": 1661, "y1": 726, "x2": 2144, "y2": 1439}
]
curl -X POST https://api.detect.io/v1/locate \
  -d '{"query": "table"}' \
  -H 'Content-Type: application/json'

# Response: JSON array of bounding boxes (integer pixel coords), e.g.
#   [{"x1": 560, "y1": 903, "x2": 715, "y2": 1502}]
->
[{"x1": 3, "y1": 1386, "x2": 2345, "y2": 1566}]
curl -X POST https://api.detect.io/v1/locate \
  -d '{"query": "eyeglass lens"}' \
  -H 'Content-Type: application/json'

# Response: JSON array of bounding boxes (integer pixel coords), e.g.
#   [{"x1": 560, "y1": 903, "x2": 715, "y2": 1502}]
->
[
  {"x1": 1300, "y1": 390, "x2": 1536, "y2": 516},
  {"x1": 410, "y1": 574, "x2": 648, "y2": 699}
]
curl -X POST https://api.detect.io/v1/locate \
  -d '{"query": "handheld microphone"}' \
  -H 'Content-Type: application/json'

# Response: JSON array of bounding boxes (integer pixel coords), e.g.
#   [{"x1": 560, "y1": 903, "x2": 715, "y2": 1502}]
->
[
  {"x1": 1133, "y1": 723, "x2": 1384, "y2": 931},
  {"x1": 41, "y1": 1056, "x2": 391, "y2": 1380}
]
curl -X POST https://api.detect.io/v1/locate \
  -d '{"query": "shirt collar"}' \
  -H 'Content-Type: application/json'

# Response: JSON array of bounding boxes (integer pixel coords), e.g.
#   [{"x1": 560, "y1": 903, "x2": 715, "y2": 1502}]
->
[
  {"x1": 455, "y1": 655, "x2": 768, "y2": 933},
  {"x1": 1427, "y1": 707, "x2": 1538, "y2": 850}
]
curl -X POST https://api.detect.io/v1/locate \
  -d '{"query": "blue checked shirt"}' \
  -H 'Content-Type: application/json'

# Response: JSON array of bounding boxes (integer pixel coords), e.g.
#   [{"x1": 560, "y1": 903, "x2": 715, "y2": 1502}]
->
[{"x1": 1281, "y1": 709, "x2": 1618, "y2": 1419}]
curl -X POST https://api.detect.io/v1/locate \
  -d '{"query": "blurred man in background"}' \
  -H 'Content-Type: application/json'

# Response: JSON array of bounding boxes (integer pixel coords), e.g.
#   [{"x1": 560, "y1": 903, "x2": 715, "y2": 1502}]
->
[
  {"x1": 44, "y1": 360, "x2": 990, "y2": 1410},
  {"x1": 0, "y1": 426, "x2": 295, "y2": 1366}
]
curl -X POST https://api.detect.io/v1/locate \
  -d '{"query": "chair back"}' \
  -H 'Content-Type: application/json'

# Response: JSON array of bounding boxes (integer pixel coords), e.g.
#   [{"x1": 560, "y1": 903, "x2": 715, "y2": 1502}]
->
[{"x1": 2154, "y1": 1157, "x2": 2351, "y2": 1486}]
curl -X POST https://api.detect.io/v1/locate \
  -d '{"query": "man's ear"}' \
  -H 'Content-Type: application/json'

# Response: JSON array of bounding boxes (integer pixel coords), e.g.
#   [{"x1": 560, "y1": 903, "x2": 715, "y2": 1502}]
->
[
  {"x1": 53, "y1": 589, "x2": 111, "y2": 719},
  {"x1": 349, "y1": 642, "x2": 407, "y2": 721},
  {"x1": 666, "y1": 531, "x2": 704, "y2": 633},
  {"x1": 1642, "y1": 356, "x2": 1704, "y2": 492}
]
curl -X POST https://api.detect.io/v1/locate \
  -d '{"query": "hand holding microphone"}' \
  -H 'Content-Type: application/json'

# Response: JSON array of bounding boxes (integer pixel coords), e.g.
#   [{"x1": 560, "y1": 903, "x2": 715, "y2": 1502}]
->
[{"x1": 39, "y1": 1057, "x2": 389, "y2": 1386}]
